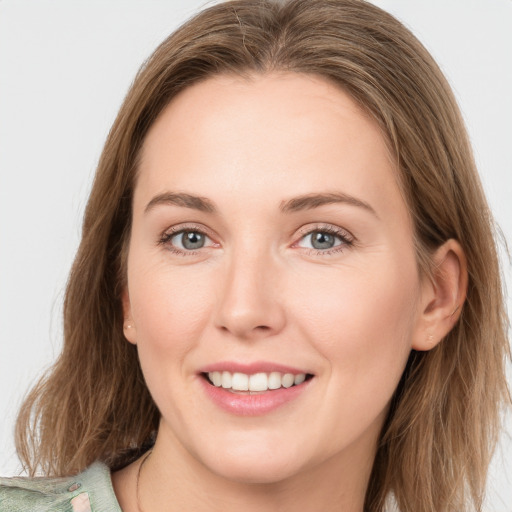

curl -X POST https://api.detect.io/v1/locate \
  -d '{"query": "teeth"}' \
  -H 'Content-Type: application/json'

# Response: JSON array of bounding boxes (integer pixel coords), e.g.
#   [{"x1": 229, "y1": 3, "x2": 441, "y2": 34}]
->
[
  {"x1": 207, "y1": 371, "x2": 307, "y2": 391},
  {"x1": 231, "y1": 372, "x2": 249, "y2": 391},
  {"x1": 249, "y1": 373, "x2": 268, "y2": 391},
  {"x1": 221, "y1": 371, "x2": 232, "y2": 389},
  {"x1": 294, "y1": 373, "x2": 306, "y2": 385},
  {"x1": 268, "y1": 372, "x2": 281, "y2": 390},
  {"x1": 211, "y1": 371, "x2": 222, "y2": 387},
  {"x1": 282, "y1": 373, "x2": 295, "y2": 388}
]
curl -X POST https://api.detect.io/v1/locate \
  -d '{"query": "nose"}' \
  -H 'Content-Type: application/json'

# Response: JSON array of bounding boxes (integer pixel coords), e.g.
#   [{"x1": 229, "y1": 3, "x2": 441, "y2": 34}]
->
[{"x1": 214, "y1": 248, "x2": 286, "y2": 340}]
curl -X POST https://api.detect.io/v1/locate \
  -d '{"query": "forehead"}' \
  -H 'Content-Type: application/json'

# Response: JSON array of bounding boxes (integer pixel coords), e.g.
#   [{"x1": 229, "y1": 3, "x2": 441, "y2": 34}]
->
[{"x1": 135, "y1": 72, "x2": 406, "y2": 224}]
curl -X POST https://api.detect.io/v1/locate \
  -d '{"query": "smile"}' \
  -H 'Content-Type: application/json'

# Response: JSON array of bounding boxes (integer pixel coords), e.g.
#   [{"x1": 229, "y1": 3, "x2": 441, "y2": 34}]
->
[
  {"x1": 199, "y1": 366, "x2": 314, "y2": 415},
  {"x1": 205, "y1": 371, "x2": 309, "y2": 392}
]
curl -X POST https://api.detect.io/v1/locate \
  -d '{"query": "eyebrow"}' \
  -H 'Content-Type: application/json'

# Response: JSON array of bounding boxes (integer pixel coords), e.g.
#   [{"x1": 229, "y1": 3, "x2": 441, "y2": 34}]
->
[
  {"x1": 280, "y1": 192, "x2": 378, "y2": 217},
  {"x1": 144, "y1": 191, "x2": 377, "y2": 218},
  {"x1": 145, "y1": 192, "x2": 216, "y2": 214}
]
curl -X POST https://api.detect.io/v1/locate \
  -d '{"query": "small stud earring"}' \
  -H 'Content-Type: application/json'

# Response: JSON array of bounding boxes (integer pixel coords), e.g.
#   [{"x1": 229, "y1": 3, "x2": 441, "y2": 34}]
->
[{"x1": 124, "y1": 323, "x2": 133, "y2": 330}]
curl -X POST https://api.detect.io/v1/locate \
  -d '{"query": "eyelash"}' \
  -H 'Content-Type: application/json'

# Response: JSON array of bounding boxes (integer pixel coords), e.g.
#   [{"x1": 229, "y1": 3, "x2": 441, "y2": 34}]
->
[
  {"x1": 157, "y1": 224, "x2": 355, "y2": 256},
  {"x1": 294, "y1": 224, "x2": 354, "y2": 256},
  {"x1": 157, "y1": 225, "x2": 215, "y2": 256}
]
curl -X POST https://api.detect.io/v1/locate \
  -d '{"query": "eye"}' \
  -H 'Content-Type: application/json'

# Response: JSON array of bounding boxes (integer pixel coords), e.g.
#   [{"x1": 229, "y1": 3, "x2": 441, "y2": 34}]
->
[
  {"x1": 295, "y1": 226, "x2": 354, "y2": 254},
  {"x1": 301, "y1": 231, "x2": 341, "y2": 250},
  {"x1": 172, "y1": 230, "x2": 208, "y2": 250},
  {"x1": 158, "y1": 226, "x2": 217, "y2": 254}
]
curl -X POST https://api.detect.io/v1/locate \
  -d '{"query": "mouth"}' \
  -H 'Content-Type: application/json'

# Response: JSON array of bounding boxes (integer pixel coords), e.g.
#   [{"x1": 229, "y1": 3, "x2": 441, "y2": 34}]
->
[
  {"x1": 198, "y1": 362, "x2": 315, "y2": 415},
  {"x1": 202, "y1": 371, "x2": 314, "y2": 394}
]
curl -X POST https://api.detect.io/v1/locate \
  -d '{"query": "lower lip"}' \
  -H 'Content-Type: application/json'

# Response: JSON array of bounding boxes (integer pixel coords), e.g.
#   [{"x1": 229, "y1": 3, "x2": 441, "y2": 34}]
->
[{"x1": 199, "y1": 377, "x2": 312, "y2": 416}]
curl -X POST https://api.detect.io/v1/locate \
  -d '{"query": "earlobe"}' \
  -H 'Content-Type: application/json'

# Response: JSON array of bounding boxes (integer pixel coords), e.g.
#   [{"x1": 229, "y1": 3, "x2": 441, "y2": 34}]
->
[
  {"x1": 121, "y1": 288, "x2": 137, "y2": 345},
  {"x1": 412, "y1": 239, "x2": 467, "y2": 351}
]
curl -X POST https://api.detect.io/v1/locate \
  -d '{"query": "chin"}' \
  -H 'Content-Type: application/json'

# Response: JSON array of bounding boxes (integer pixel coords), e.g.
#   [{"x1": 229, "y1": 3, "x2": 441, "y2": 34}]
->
[
  {"x1": 208, "y1": 456, "x2": 305, "y2": 485},
  {"x1": 194, "y1": 436, "x2": 316, "y2": 485}
]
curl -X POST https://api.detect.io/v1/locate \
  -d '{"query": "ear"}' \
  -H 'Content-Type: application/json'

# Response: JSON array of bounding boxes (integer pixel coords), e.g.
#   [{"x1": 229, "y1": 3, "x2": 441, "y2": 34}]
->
[
  {"x1": 412, "y1": 239, "x2": 467, "y2": 351},
  {"x1": 122, "y1": 287, "x2": 137, "y2": 345}
]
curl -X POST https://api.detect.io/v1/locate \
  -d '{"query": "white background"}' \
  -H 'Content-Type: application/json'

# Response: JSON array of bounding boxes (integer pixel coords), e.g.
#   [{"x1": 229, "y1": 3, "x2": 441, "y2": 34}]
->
[{"x1": 1, "y1": 1, "x2": 511, "y2": 510}]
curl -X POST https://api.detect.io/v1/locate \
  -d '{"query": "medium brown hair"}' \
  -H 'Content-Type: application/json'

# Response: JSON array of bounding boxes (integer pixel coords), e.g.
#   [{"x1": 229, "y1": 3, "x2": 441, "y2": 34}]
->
[{"x1": 16, "y1": 1, "x2": 510, "y2": 510}]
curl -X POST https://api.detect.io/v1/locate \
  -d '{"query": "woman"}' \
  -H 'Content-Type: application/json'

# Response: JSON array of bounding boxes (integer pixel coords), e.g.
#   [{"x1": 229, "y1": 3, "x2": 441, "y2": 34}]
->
[{"x1": 1, "y1": 1, "x2": 509, "y2": 511}]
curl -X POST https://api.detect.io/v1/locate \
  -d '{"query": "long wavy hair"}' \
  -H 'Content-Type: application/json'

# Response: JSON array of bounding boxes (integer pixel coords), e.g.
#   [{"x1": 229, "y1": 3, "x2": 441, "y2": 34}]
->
[{"x1": 15, "y1": 1, "x2": 510, "y2": 511}]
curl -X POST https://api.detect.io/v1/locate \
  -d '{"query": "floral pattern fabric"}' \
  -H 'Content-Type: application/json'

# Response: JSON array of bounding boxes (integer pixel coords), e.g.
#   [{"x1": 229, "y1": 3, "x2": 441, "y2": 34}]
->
[{"x1": 0, "y1": 462, "x2": 122, "y2": 511}]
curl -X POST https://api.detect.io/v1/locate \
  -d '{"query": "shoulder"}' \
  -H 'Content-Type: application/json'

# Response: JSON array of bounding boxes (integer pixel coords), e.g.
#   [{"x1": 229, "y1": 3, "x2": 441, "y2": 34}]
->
[{"x1": 0, "y1": 461, "x2": 122, "y2": 512}]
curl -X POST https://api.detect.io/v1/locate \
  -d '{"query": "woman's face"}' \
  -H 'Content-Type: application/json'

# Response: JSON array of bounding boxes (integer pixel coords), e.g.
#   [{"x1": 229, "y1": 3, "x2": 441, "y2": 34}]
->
[{"x1": 124, "y1": 73, "x2": 427, "y2": 483}]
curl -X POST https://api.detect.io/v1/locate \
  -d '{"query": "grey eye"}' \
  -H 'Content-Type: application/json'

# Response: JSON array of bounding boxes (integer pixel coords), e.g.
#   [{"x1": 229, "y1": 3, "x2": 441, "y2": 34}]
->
[
  {"x1": 173, "y1": 231, "x2": 206, "y2": 250},
  {"x1": 298, "y1": 230, "x2": 344, "y2": 251},
  {"x1": 310, "y1": 231, "x2": 336, "y2": 249}
]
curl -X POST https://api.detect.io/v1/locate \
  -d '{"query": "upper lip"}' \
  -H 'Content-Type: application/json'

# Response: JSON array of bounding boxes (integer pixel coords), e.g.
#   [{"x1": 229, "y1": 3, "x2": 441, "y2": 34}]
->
[{"x1": 198, "y1": 361, "x2": 313, "y2": 375}]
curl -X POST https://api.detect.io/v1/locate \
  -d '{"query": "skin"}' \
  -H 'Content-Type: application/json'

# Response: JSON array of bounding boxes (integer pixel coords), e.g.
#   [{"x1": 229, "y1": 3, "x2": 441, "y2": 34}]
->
[{"x1": 113, "y1": 73, "x2": 466, "y2": 512}]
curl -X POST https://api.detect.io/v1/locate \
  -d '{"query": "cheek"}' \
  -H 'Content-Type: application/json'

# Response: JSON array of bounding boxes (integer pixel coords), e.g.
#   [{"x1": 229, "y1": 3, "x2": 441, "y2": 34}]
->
[
  {"x1": 288, "y1": 262, "x2": 419, "y2": 451},
  {"x1": 128, "y1": 260, "x2": 215, "y2": 362},
  {"x1": 295, "y1": 258, "x2": 419, "y2": 391},
  {"x1": 298, "y1": 260, "x2": 418, "y2": 332},
  {"x1": 127, "y1": 263, "x2": 217, "y2": 423}
]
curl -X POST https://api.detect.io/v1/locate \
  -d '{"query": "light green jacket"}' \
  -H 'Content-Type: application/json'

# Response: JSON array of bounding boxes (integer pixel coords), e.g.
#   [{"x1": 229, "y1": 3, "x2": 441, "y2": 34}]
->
[{"x1": 0, "y1": 462, "x2": 122, "y2": 511}]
